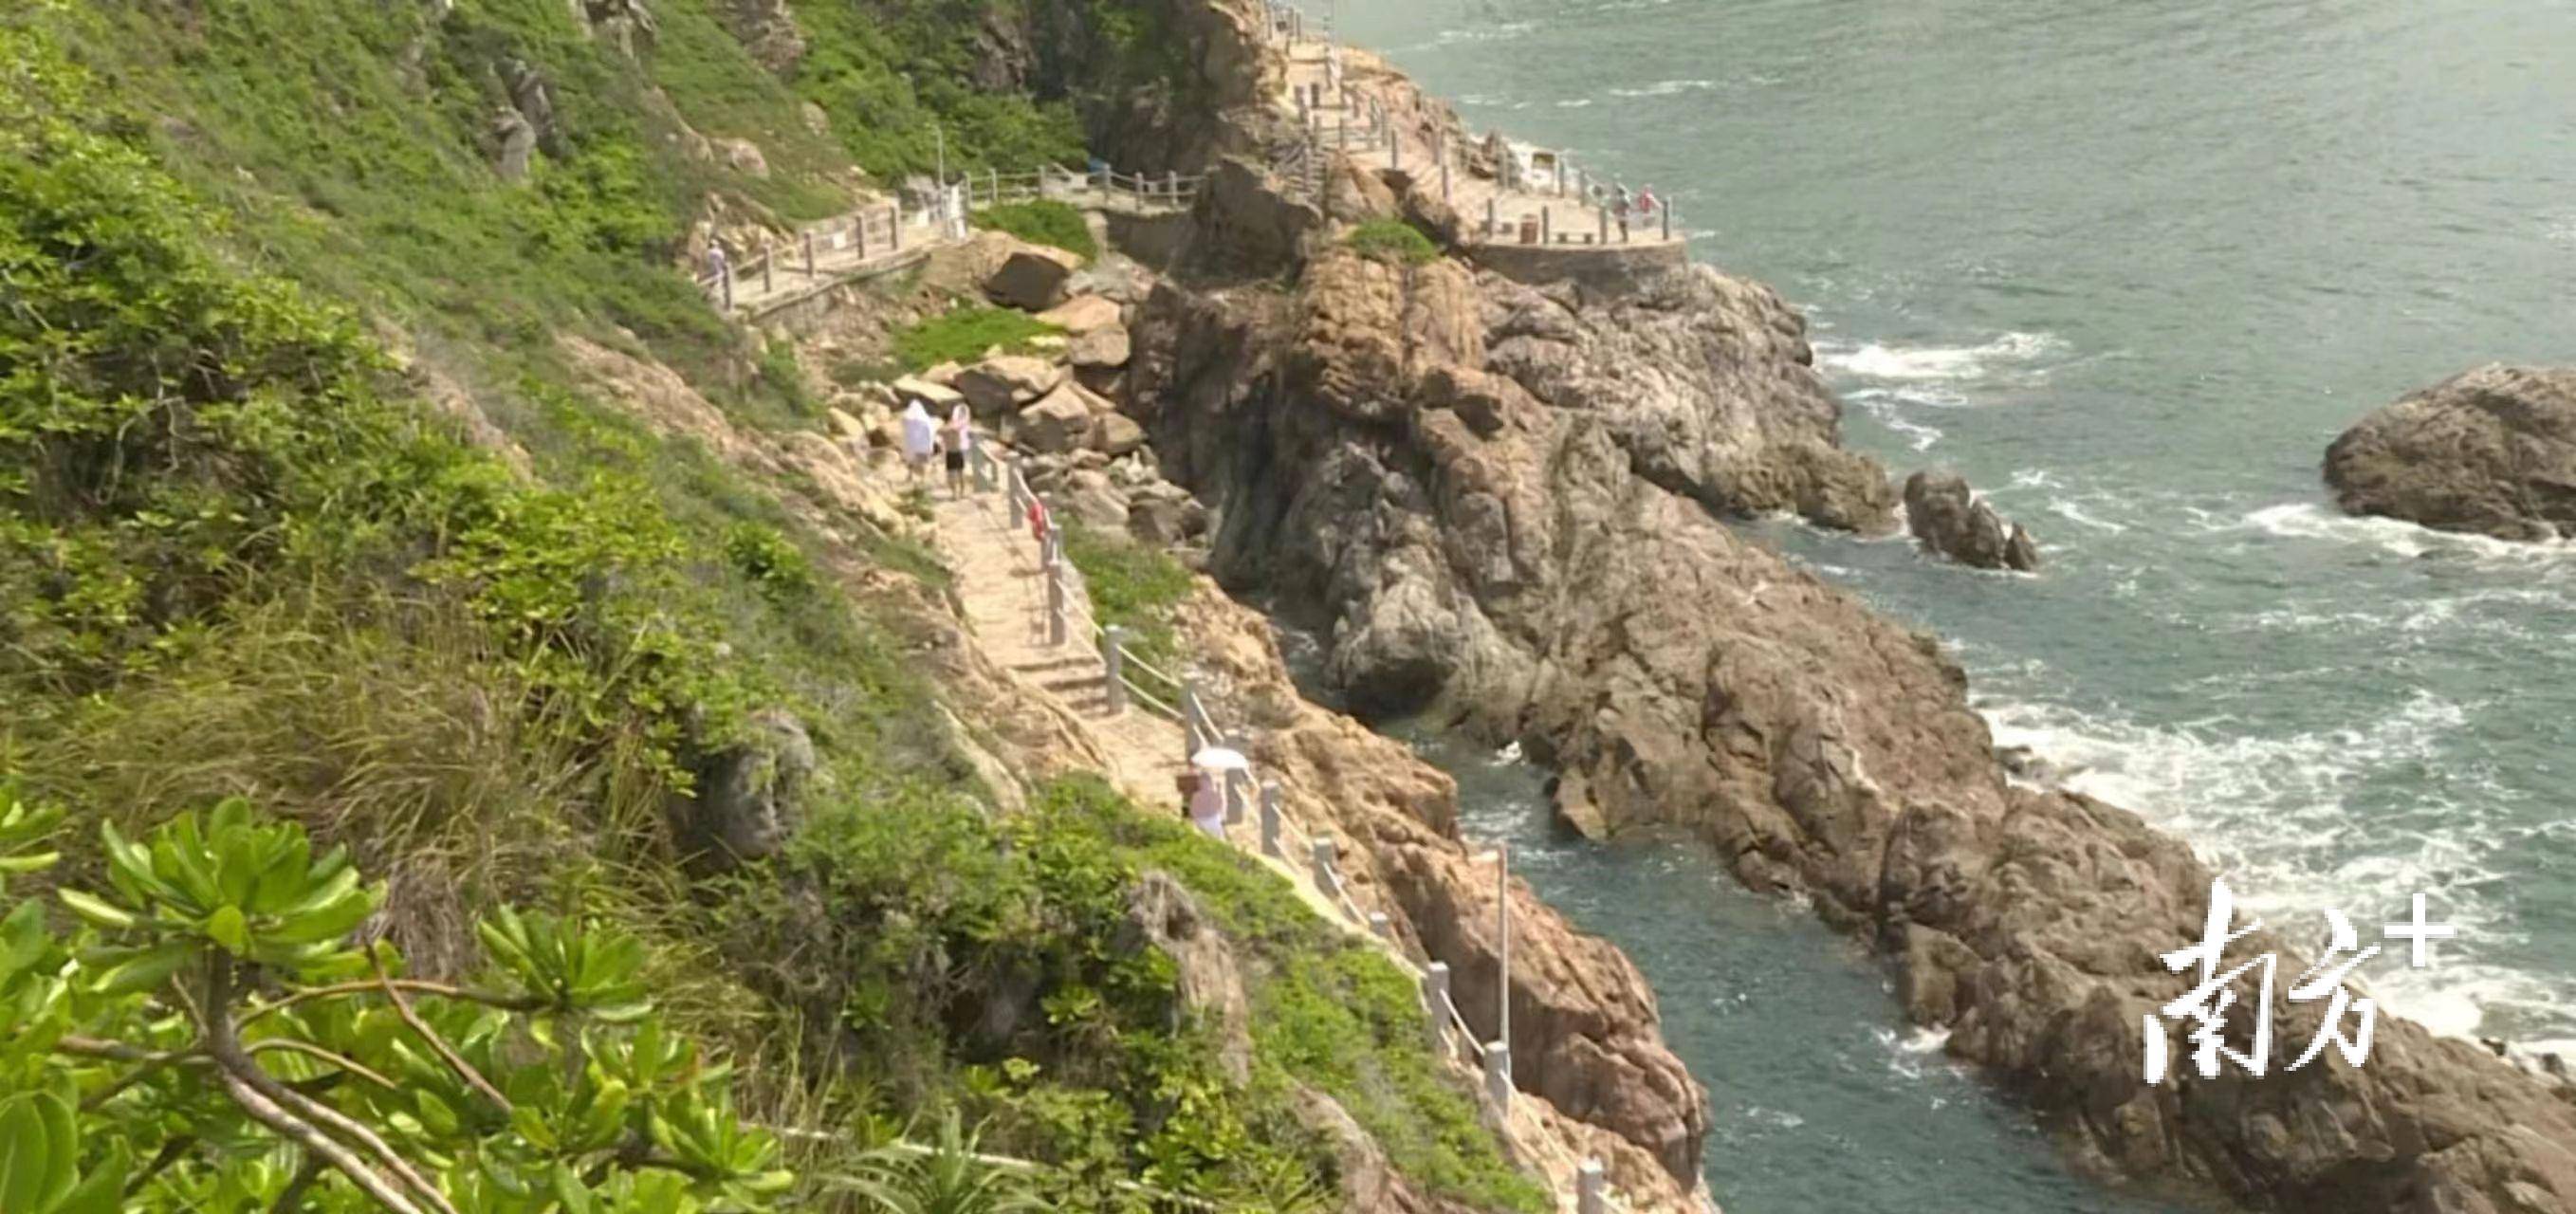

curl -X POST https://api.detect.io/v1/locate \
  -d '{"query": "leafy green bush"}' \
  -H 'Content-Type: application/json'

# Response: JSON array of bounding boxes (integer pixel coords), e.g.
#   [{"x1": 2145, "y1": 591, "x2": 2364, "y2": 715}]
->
[
  {"x1": 1060, "y1": 525, "x2": 1193, "y2": 674},
  {"x1": 971, "y1": 200, "x2": 1099, "y2": 264},
  {"x1": 0, "y1": 790, "x2": 789, "y2": 1212},
  {"x1": 1345, "y1": 218, "x2": 1442, "y2": 266},
  {"x1": 891, "y1": 306, "x2": 1062, "y2": 371}
]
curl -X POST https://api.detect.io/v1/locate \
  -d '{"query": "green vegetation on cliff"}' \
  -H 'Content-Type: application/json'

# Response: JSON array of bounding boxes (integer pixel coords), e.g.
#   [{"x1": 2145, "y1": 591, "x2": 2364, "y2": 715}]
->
[
  {"x1": 973, "y1": 198, "x2": 1101, "y2": 263},
  {"x1": 0, "y1": 0, "x2": 1551, "y2": 1207}
]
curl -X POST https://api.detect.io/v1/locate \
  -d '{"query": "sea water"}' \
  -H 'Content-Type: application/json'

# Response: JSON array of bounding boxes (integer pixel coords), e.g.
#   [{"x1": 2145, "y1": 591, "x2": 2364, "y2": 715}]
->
[{"x1": 1303, "y1": 0, "x2": 2576, "y2": 1207}]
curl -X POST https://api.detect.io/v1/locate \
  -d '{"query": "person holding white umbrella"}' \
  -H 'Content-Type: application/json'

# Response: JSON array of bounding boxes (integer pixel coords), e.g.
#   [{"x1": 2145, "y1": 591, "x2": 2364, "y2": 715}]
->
[{"x1": 1185, "y1": 745, "x2": 1249, "y2": 840}]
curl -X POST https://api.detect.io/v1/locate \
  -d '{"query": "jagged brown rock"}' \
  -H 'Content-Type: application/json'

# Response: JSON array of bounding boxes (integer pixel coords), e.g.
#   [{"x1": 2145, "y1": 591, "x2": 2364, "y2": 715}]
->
[
  {"x1": 2324, "y1": 363, "x2": 2576, "y2": 542},
  {"x1": 1904, "y1": 469, "x2": 2039, "y2": 570}
]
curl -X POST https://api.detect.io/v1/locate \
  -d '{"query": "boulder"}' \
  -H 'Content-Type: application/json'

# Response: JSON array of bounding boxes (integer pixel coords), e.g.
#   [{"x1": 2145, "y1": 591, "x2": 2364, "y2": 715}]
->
[
  {"x1": 1070, "y1": 325, "x2": 1133, "y2": 370},
  {"x1": 713, "y1": 137, "x2": 769, "y2": 179},
  {"x1": 1066, "y1": 254, "x2": 1158, "y2": 306},
  {"x1": 1015, "y1": 384, "x2": 1095, "y2": 454},
  {"x1": 2323, "y1": 363, "x2": 2576, "y2": 542},
  {"x1": 984, "y1": 245, "x2": 1083, "y2": 311},
  {"x1": 1903, "y1": 470, "x2": 2039, "y2": 571},
  {"x1": 1038, "y1": 294, "x2": 1123, "y2": 336},
  {"x1": 1128, "y1": 495, "x2": 1207, "y2": 546},
  {"x1": 825, "y1": 407, "x2": 869, "y2": 446},
  {"x1": 953, "y1": 356, "x2": 1064, "y2": 416},
  {"x1": 1058, "y1": 469, "x2": 1131, "y2": 529},
  {"x1": 921, "y1": 360, "x2": 966, "y2": 387},
  {"x1": 670, "y1": 708, "x2": 813, "y2": 871},
  {"x1": 888, "y1": 375, "x2": 964, "y2": 411},
  {"x1": 1092, "y1": 413, "x2": 1148, "y2": 456}
]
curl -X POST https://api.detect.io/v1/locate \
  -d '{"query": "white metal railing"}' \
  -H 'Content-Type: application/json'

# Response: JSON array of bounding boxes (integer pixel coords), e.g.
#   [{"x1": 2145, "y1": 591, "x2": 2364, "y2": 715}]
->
[
  {"x1": 960, "y1": 428, "x2": 1628, "y2": 1213},
  {"x1": 697, "y1": 161, "x2": 1204, "y2": 314}
]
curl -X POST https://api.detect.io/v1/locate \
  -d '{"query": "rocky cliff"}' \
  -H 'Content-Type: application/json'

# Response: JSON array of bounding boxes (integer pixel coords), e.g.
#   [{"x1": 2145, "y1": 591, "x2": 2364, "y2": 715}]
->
[
  {"x1": 1103, "y1": 9, "x2": 2576, "y2": 1209},
  {"x1": 2325, "y1": 363, "x2": 2576, "y2": 543}
]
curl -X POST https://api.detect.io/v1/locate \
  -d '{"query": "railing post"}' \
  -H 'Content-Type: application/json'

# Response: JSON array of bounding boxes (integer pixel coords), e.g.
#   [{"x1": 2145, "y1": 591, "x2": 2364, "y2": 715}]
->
[
  {"x1": 1103, "y1": 625, "x2": 1129, "y2": 715},
  {"x1": 1541, "y1": 207, "x2": 1552, "y2": 245},
  {"x1": 1223, "y1": 740, "x2": 1247, "y2": 824},
  {"x1": 1598, "y1": 206, "x2": 1609, "y2": 246},
  {"x1": 1390, "y1": 122, "x2": 1402, "y2": 173},
  {"x1": 1486, "y1": 196, "x2": 1498, "y2": 238},
  {"x1": 803, "y1": 230, "x2": 816, "y2": 277},
  {"x1": 1310, "y1": 838, "x2": 1338, "y2": 898},
  {"x1": 1044, "y1": 531, "x2": 1068, "y2": 647},
  {"x1": 1423, "y1": 963, "x2": 1452, "y2": 1049},
  {"x1": 1577, "y1": 1161, "x2": 1607, "y2": 1214},
  {"x1": 1337, "y1": 117, "x2": 1347, "y2": 150},
  {"x1": 719, "y1": 261, "x2": 734, "y2": 311},
  {"x1": 1182, "y1": 677, "x2": 1205, "y2": 753},
  {"x1": 1485, "y1": 1043, "x2": 1513, "y2": 1109},
  {"x1": 1259, "y1": 780, "x2": 1282, "y2": 858},
  {"x1": 891, "y1": 201, "x2": 903, "y2": 251},
  {"x1": 761, "y1": 237, "x2": 774, "y2": 294},
  {"x1": 1664, "y1": 200, "x2": 1673, "y2": 243}
]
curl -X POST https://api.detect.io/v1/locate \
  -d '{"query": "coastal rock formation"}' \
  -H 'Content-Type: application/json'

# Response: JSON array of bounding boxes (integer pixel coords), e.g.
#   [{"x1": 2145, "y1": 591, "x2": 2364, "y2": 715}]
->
[
  {"x1": 1904, "y1": 470, "x2": 2039, "y2": 570},
  {"x1": 1114, "y1": 31, "x2": 2576, "y2": 1199},
  {"x1": 2324, "y1": 363, "x2": 2576, "y2": 542},
  {"x1": 1166, "y1": 589, "x2": 1712, "y2": 1204}
]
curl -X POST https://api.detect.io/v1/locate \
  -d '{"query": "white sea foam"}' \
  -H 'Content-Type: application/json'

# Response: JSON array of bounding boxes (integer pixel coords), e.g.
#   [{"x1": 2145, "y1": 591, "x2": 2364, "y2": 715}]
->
[
  {"x1": 1607, "y1": 79, "x2": 1718, "y2": 99},
  {"x1": 2237, "y1": 502, "x2": 2576, "y2": 565},
  {"x1": 1979, "y1": 689, "x2": 2573, "y2": 1039},
  {"x1": 1426, "y1": 21, "x2": 1536, "y2": 47},
  {"x1": 1555, "y1": 97, "x2": 1594, "y2": 108},
  {"x1": 1816, "y1": 331, "x2": 2065, "y2": 384},
  {"x1": 2045, "y1": 498, "x2": 2129, "y2": 534}
]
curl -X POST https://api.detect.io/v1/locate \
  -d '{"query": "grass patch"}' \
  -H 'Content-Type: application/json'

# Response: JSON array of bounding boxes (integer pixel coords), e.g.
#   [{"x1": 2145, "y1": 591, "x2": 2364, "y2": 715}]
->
[
  {"x1": 892, "y1": 304, "x2": 1062, "y2": 371},
  {"x1": 973, "y1": 198, "x2": 1099, "y2": 264},
  {"x1": 1346, "y1": 217, "x2": 1442, "y2": 266},
  {"x1": 1061, "y1": 524, "x2": 1192, "y2": 673}
]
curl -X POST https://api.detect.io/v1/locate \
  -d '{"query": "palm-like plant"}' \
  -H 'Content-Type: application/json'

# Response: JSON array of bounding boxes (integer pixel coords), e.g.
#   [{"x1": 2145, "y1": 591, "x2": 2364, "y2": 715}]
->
[{"x1": 837, "y1": 1111, "x2": 1050, "y2": 1214}]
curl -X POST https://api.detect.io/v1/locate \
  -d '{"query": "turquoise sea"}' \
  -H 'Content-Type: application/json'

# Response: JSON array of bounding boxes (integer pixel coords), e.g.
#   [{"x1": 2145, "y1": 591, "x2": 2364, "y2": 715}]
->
[{"x1": 1307, "y1": 0, "x2": 2576, "y2": 1208}]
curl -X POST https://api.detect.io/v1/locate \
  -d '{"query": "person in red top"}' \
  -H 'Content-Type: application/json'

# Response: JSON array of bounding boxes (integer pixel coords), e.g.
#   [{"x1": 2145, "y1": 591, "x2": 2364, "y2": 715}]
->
[{"x1": 1026, "y1": 494, "x2": 1053, "y2": 551}]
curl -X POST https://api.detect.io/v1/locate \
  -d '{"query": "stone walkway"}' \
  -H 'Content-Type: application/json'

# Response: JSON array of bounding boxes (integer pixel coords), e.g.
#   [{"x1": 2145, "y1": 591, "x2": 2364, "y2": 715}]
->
[{"x1": 929, "y1": 473, "x2": 1640, "y2": 1213}]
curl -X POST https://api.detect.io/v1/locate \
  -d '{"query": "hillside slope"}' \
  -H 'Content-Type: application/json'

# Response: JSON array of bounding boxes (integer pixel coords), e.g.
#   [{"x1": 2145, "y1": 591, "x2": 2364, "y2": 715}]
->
[{"x1": 0, "y1": 0, "x2": 1680, "y2": 1209}]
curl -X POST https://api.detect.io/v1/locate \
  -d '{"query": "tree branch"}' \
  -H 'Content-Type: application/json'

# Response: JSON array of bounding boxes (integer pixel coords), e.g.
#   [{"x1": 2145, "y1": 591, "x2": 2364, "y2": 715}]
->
[
  {"x1": 206, "y1": 958, "x2": 456, "y2": 1214},
  {"x1": 237, "y1": 978, "x2": 541, "y2": 1030},
  {"x1": 370, "y1": 947, "x2": 512, "y2": 1115}
]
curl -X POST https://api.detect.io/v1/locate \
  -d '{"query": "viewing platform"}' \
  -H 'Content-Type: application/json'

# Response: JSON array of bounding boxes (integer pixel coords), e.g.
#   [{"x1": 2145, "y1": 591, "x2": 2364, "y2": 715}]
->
[{"x1": 1259, "y1": 1, "x2": 1689, "y2": 278}]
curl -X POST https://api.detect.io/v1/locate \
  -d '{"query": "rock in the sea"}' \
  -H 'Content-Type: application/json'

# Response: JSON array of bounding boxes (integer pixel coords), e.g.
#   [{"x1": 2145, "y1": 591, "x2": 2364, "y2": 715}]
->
[
  {"x1": 1903, "y1": 470, "x2": 2040, "y2": 571},
  {"x1": 2324, "y1": 363, "x2": 2576, "y2": 542},
  {"x1": 953, "y1": 356, "x2": 1064, "y2": 416},
  {"x1": 984, "y1": 245, "x2": 1083, "y2": 311},
  {"x1": 1014, "y1": 384, "x2": 1095, "y2": 454}
]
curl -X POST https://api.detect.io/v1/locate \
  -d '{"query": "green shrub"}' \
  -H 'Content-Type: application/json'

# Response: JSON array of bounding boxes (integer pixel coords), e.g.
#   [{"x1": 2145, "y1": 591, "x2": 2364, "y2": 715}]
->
[
  {"x1": 1346, "y1": 218, "x2": 1441, "y2": 266},
  {"x1": 1061, "y1": 524, "x2": 1193, "y2": 674},
  {"x1": 891, "y1": 305, "x2": 1062, "y2": 371},
  {"x1": 972, "y1": 199, "x2": 1099, "y2": 264},
  {"x1": 0, "y1": 791, "x2": 791, "y2": 1212}
]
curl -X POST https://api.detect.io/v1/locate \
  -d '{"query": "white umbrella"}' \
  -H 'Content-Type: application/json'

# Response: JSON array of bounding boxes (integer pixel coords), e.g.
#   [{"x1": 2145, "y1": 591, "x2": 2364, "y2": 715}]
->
[{"x1": 1190, "y1": 746, "x2": 1252, "y2": 772}]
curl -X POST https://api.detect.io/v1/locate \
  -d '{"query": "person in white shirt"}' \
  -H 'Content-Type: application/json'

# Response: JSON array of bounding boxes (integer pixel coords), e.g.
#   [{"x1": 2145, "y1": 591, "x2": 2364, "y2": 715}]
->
[
  {"x1": 899, "y1": 399, "x2": 937, "y2": 484},
  {"x1": 1186, "y1": 766, "x2": 1227, "y2": 840}
]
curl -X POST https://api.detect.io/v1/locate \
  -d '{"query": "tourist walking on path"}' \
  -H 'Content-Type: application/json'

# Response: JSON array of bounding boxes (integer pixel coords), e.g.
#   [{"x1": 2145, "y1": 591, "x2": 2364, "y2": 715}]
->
[
  {"x1": 1614, "y1": 184, "x2": 1633, "y2": 241},
  {"x1": 1026, "y1": 492, "x2": 1053, "y2": 552},
  {"x1": 899, "y1": 399, "x2": 937, "y2": 485},
  {"x1": 1637, "y1": 184, "x2": 1659, "y2": 219},
  {"x1": 940, "y1": 402, "x2": 973, "y2": 499},
  {"x1": 705, "y1": 241, "x2": 728, "y2": 283},
  {"x1": 1184, "y1": 765, "x2": 1227, "y2": 839}
]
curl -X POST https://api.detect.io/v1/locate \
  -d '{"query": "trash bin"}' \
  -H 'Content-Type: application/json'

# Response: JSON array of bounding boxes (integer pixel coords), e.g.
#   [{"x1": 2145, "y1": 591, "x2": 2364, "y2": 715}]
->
[{"x1": 1518, "y1": 214, "x2": 1539, "y2": 246}]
